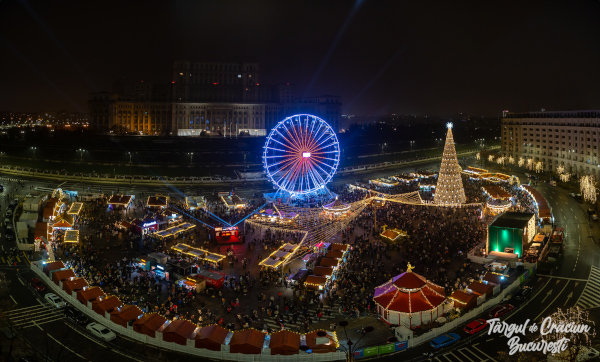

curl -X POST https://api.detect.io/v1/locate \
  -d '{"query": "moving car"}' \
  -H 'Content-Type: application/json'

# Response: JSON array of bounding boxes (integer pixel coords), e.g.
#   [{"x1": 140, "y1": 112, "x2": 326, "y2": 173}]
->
[
  {"x1": 592, "y1": 215, "x2": 599, "y2": 221},
  {"x1": 514, "y1": 286, "x2": 533, "y2": 301},
  {"x1": 30, "y1": 278, "x2": 46, "y2": 292},
  {"x1": 64, "y1": 306, "x2": 88, "y2": 325},
  {"x1": 463, "y1": 319, "x2": 488, "y2": 334},
  {"x1": 44, "y1": 293, "x2": 66, "y2": 309},
  {"x1": 488, "y1": 304, "x2": 514, "y2": 318},
  {"x1": 86, "y1": 322, "x2": 116, "y2": 341},
  {"x1": 430, "y1": 333, "x2": 461, "y2": 349}
]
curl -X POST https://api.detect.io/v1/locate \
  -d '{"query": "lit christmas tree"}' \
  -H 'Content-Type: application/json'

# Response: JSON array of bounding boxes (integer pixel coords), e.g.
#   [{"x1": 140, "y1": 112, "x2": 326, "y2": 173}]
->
[{"x1": 434, "y1": 123, "x2": 466, "y2": 206}]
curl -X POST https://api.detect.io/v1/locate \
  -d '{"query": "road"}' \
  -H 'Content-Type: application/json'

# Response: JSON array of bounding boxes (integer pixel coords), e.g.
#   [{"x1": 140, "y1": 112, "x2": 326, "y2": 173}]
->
[{"x1": 2, "y1": 157, "x2": 600, "y2": 361}]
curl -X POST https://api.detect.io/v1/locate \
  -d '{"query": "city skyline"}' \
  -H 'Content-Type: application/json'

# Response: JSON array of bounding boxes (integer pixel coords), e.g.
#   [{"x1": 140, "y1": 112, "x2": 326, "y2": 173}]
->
[{"x1": 1, "y1": 1, "x2": 600, "y2": 117}]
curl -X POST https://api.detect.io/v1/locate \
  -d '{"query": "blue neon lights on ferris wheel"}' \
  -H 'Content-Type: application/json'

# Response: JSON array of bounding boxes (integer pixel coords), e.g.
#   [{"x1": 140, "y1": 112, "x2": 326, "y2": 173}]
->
[{"x1": 263, "y1": 114, "x2": 340, "y2": 195}]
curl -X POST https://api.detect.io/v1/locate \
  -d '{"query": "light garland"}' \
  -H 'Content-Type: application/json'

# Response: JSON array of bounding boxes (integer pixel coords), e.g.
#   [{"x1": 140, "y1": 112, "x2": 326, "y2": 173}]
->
[
  {"x1": 476, "y1": 152, "x2": 480, "y2": 160},
  {"x1": 518, "y1": 157, "x2": 525, "y2": 167},
  {"x1": 560, "y1": 173, "x2": 570, "y2": 182},
  {"x1": 557, "y1": 165, "x2": 565, "y2": 175},
  {"x1": 541, "y1": 307, "x2": 596, "y2": 360},
  {"x1": 508, "y1": 156, "x2": 515, "y2": 164},
  {"x1": 496, "y1": 156, "x2": 505, "y2": 165},
  {"x1": 488, "y1": 155, "x2": 495, "y2": 162},
  {"x1": 580, "y1": 175, "x2": 597, "y2": 203}
]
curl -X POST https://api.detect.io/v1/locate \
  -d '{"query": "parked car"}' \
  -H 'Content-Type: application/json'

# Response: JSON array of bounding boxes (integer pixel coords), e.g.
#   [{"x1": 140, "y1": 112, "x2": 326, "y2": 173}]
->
[
  {"x1": 463, "y1": 319, "x2": 488, "y2": 334},
  {"x1": 30, "y1": 278, "x2": 46, "y2": 292},
  {"x1": 488, "y1": 304, "x2": 514, "y2": 318},
  {"x1": 64, "y1": 307, "x2": 88, "y2": 325},
  {"x1": 86, "y1": 322, "x2": 116, "y2": 341},
  {"x1": 44, "y1": 293, "x2": 66, "y2": 308},
  {"x1": 514, "y1": 286, "x2": 533, "y2": 301},
  {"x1": 430, "y1": 333, "x2": 461, "y2": 349}
]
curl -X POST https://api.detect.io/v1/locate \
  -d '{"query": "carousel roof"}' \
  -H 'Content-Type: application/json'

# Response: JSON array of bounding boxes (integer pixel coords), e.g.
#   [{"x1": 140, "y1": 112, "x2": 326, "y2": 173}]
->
[
  {"x1": 374, "y1": 268, "x2": 446, "y2": 314},
  {"x1": 322, "y1": 198, "x2": 350, "y2": 212}
]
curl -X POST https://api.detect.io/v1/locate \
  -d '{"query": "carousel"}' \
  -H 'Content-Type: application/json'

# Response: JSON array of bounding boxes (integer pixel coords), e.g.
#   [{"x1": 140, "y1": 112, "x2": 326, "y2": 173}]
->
[
  {"x1": 374, "y1": 264, "x2": 451, "y2": 328},
  {"x1": 322, "y1": 197, "x2": 350, "y2": 216}
]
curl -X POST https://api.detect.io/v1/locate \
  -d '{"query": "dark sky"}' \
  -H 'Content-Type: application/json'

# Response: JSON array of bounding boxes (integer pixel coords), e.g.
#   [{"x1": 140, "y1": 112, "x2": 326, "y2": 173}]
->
[{"x1": 1, "y1": 0, "x2": 600, "y2": 116}]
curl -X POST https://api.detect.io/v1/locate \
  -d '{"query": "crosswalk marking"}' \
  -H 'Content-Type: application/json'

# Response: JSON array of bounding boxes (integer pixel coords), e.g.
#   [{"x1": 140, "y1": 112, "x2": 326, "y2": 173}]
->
[
  {"x1": 7, "y1": 304, "x2": 65, "y2": 329},
  {"x1": 576, "y1": 266, "x2": 600, "y2": 310}
]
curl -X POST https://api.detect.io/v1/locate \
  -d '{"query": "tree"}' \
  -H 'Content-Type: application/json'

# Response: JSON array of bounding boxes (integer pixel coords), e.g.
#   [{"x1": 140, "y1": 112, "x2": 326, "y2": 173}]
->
[
  {"x1": 434, "y1": 123, "x2": 466, "y2": 205},
  {"x1": 542, "y1": 307, "x2": 596, "y2": 362}
]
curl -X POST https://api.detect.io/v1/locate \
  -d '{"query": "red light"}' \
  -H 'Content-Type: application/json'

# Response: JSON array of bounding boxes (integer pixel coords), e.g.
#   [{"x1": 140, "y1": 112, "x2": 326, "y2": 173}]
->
[
  {"x1": 213, "y1": 82, "x2": 218, "y2": 85},
  {"x1": 172, "y1": 81, "x2": 175, "y2": 84}
]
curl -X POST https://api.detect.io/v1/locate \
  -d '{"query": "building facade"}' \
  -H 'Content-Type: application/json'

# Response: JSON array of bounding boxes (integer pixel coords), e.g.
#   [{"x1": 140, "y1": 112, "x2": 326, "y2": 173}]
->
[
  {"x1": 501, "y1": 110, "x2": 600, "y2": 177},
  {"x1": 89, "y1": 61, "x2": 341, "y2": 135}
]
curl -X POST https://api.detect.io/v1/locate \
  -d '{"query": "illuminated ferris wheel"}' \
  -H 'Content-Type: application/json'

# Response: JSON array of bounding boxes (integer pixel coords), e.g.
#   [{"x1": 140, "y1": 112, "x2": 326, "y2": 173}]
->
[{"x1": 263, "y1": 114, "x2": 340, "y2": 195}]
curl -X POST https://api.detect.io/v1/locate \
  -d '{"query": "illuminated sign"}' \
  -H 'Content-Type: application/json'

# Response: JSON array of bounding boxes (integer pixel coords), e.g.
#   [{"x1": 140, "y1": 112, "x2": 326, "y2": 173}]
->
[
  {"x1": 143, "y1": 221, "x2": 157, "y2": 228},
  {"x1": 156, "y1": 265, "x2": 164, "y2": 270}
]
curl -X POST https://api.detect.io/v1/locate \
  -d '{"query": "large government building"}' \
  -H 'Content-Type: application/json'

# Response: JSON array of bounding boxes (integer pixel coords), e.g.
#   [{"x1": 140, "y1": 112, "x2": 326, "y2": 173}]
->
[
  {"x1": 501, "y1": 110, "x2": 600, "y2": 177},
  {"x1": 89, "y1": 61, "x2": 342, "y2": 136}
]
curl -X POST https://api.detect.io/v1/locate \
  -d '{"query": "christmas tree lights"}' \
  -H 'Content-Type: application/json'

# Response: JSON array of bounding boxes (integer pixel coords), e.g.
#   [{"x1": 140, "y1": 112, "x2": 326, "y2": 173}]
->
[{"x1": 434, "y1": 123, "x2": 466, "y2": 206}]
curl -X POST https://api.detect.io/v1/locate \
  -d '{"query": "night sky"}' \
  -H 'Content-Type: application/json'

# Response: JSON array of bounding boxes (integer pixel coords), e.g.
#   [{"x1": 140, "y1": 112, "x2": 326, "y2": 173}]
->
[{"x1": 1, "y1": 0, "x2": 600, "y2": 116}]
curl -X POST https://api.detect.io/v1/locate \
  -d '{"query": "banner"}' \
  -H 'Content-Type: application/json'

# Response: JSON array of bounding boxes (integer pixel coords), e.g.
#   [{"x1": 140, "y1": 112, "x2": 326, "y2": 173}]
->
[
  {"x1": 378, "y1": 344, "x2": 394, "y2": 355},
  {"x1": 363, "y1": 346, "x2": 378, "y2": 357},
  {"x1": 394, "y1": 341, "x2": 408, "y2": 351}
]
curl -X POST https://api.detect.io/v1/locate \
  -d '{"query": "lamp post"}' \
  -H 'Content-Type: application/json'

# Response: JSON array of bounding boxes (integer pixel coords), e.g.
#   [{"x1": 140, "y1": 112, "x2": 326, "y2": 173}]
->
[
  {"x1": 31, "y1": 146, "x2": 37, "y2": 159},
  {"x1": 188, "y1": 152, "x2": 194, "y2": 164},
  {"x1": 77, "y1": 148, "x2": 85, "y2": 161},
  {"x1": 338, "y1": 321, "x2": 374, "y2": 362},
  {"x1": 381, "y1": 143, "x2": 387, "y2": 155},
  {"x1": 127, "y1": 152, "x2": 133, "y2": 163},
  {"x1": 410, "y1": 141, "x2": 415, "y2": 157}
]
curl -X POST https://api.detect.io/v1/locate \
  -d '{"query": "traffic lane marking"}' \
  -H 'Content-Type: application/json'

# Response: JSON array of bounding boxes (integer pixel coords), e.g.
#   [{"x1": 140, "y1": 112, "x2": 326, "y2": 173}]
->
[
  {"x1": 535, "y1": 280, "x2": 571, "y2": 321},
  {"x1": 64, "y1": 322, "x2": 107, "y2": 348}
]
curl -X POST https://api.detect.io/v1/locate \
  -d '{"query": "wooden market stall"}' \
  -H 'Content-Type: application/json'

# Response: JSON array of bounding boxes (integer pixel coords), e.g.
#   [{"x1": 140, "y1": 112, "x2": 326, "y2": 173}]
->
[
  {"x1": 229, "y1": 329, "x2": 266, "y2": 355},
  {"x1": 110, "y1": 305, "x2": 144, "y2": 328},
  {"x1": 269, "y1": 330, "x2": 300, "y2": 355},
  {"x1": 133, "y1": 313, "x2": 168, "y2": 338},
  {"x1": 91, "y1": 296, "x2": 123, "y2": 316},
  {"x1": 162, "y1": 320, "x2": 197, "y2": 346},
  {"x1": 194, "y1": 325, "x2": 230, "y2": 351},
  {"x1": 52, "y1": 269, "x2": 76, "y2": 286},
  {"x1": 305, "y1": 330, "x2": 337, "y2": 353},
  {"x1": 76, "y1": 286, "x2": 105, "y2": 305},
  {"x1": 62, "y1": 277, "x2": 89, "y2": 295}
]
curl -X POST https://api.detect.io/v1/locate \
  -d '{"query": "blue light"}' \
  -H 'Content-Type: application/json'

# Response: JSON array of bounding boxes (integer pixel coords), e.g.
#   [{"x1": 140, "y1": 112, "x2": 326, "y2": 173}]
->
[{"x1": 263, "y1": 114, "x2": 340, "y2": 195}]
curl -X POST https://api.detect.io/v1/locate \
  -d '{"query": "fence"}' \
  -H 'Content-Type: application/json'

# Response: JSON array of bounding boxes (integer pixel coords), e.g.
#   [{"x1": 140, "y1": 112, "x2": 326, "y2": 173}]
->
[{"x1": 29, "y1": 261, "x2": 345, "y2": 362}]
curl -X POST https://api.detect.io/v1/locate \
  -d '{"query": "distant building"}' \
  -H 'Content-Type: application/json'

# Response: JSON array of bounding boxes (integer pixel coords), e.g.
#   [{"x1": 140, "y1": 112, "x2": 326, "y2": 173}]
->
[
  {"x1": 501, "y1": 110, "x2": 600, "y2": 177},
  {"x1": 89, "y1": 61, "x2": 341, "y2": 135}
]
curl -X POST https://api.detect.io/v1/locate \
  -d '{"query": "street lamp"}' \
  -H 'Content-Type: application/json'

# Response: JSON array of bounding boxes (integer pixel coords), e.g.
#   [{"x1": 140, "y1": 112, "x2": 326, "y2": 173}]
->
[
  {"x1": 337, "y1": 321, "x2": 374, "y2": 362},
  {"x1": 381, "y1": 143, "x2": 387, "y2": 154},
  {"x1": 127, "y1": 152, "x2": 133, "y2": 163},
  {"x1": 31, "y1": 146, "x2": 37, "y2": 159},
  {"x1": 77, "y1": 148, "x2": 85, "y2": 161},
  {"x1": 188, "y1": 152, "x2": 194, "y2": 164}
]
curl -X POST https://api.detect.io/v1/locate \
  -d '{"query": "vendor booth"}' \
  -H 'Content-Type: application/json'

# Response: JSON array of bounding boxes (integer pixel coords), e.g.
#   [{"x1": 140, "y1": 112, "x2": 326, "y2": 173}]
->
[
  {"x1": 269, "y1": 330, "x2": 300, "y2": 355},
  {"x1": 215, "y1": 226, "x2": 240, "y2": 244},
  {"x1": 107, "y1": 195, "x2": 133, "y2": 210},
  {"x1": 305, "y1": 331, "x2": 338, "y2": 353},
  {"x1": 178, "y1": 275, "x2": 207, "y2": 292},
  {"x1": 162, "y1": 320, "x2": 197, "y2": 346},
  {"x1": 110, "y1": 305, "x2": 143, "y2": 328},
  {"x1": 194, "y1": 325, "x2": 230, "y2": 351},
  {"x1": 229, "y1": 329, "x2": 266, "y2": 355},
  {"x1": 133, "y1": 313, "x2": 168, "y2": 338},
  {"x1": 133, "y1": 216, "x2": 158, "y2": 236},
  {"x1": 195, "y1": 270, "x2": 226, "y2": 289}
]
